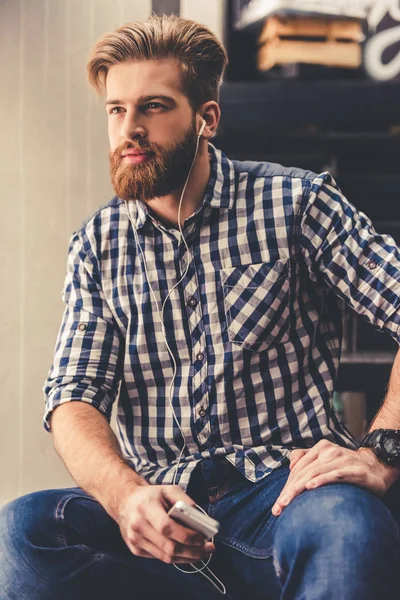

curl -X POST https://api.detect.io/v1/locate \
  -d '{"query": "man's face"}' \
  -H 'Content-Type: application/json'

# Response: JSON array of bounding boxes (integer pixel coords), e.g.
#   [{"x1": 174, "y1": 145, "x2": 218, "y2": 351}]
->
[{"x1": 106, "y1": 59, "x2": 199, "y2": 202}]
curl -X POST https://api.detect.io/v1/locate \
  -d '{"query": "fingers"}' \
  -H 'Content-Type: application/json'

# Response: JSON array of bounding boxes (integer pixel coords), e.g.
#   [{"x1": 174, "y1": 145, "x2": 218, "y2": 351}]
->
[
  {"x1": 289, "y1": 449, "x2": 308, "y2": 470},
  {"x1": 124, "y1": 485, "x2": 216, "y2": 564},
  {"x1": 289, "y1": 448, "x2": 316, "y2": 475},
  {"x1": 160, "y1": 486, "x2": 205, "y2": 546},
  {"x1": 303, "y1": 464, "x2": 376, "y2": 492},
  {"x1": 139, "y1": 490, "x2": 200, "y2": 548},
  {"x1": 273, "y1": 457, "x2": 340, "y2": 515},
  {"x1": 147, "y1": 515, "x2": 215, "y2": 558},
  {"x1": 126, "y1": 519, "x2": 215, "y2": 564},
  {"x1": 158, "y1": 508, "x2": 205, "y2": 547},
  {"x1": 162, "y1": 485, "x2": 197, "y2": 511},
  {"x1": 149, "y1": 527, "x2": 214, "y2": 564},
  {"x1": 272, "y1": 448, "x2": 318, "y2": 515},
  {"x1": 272, "y1": 441, "x2": 343, "y2": 516},
  {"x1": 273, "y1": 441, "x2": 383, "y2": 516},
  {"x1": 272, "y1": 442, "x2": 392, "y2": 519}
]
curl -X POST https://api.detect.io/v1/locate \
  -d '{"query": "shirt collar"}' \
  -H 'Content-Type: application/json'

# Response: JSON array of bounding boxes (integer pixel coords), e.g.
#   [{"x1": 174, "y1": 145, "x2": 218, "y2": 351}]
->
[{"x1": 124, "y1": 142, "x2": 236, "y2": 231}]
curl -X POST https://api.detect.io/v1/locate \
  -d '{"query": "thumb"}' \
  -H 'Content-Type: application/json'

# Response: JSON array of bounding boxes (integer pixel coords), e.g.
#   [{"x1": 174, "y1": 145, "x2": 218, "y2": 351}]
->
[
  {"x1": 162, "y1": 484, "x2": 197, "y2": 510},
  {"x1": 289, "y1": 449, "x2": 308, "y2": 470}
]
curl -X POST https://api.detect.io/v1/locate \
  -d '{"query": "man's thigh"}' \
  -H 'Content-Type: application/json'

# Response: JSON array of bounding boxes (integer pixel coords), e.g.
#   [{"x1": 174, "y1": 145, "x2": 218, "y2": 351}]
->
[
  {"x1": 272, "y1": 481, "x2": 400, "y2": 599},
  {"x1": 59, "y1": 488, "x2": 231, "y2": 600},
  {"x1": 203, "y1": 461, "x2": 400, "y2": 599},
  {"x1": 200, "y1": 462, "x2": 290, "y2": 600},
  {"x1": 0, "y1": 487, "x2": 226, "y2": 600}
]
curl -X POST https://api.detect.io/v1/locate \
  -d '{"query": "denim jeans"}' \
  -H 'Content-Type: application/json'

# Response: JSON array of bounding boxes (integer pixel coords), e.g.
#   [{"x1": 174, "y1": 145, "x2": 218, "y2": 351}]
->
[{"x1": 1, "y1": 455, "x2": 400, "y2": 599}]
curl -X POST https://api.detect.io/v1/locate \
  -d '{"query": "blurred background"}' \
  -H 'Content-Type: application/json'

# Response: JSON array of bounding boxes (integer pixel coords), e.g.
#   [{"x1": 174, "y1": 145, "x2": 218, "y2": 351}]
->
[{"x1": 1, "y1": 0, "x2": 399, "y2": 505}]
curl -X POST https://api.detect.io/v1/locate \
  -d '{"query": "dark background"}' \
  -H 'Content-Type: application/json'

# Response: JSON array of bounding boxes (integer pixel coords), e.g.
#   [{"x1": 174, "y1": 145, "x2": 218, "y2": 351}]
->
[
  {"x1": 154, "y1": 0, "x2": 400, "y2": 427},
  {"x1": 215, "y1": 1, "x2": 400, "y2": 427}
]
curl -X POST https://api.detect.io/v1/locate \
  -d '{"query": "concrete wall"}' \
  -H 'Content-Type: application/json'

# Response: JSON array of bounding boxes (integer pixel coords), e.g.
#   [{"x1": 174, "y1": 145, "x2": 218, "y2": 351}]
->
[{"x1": 0, "y1": 0, "x2": 226, "y2": 505}]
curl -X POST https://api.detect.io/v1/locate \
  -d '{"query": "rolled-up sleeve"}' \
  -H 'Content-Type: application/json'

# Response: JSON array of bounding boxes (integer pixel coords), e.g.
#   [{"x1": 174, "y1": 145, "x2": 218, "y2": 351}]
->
[
  {"x1": 43, "y1": 232, "x2": 123, "y2": 432},
  {"x1": 299, "y1": 172, "x2": 400, "y2": 345}
]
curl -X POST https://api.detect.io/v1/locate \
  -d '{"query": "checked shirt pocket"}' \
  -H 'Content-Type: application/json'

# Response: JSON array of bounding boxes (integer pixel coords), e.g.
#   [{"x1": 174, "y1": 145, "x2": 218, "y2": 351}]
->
[{"x1": 220, "y1": 260, "x2": 291, "y2": 352}]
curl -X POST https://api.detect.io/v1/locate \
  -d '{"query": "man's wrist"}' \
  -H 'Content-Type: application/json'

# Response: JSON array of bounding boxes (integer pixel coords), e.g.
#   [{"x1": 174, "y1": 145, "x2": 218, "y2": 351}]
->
[
  {"x1": 101, "y1": 461, "x2": 150, "y2": 521},
  {"x1": 357, "y1": 447, "x2": 400, "y2": 490}
]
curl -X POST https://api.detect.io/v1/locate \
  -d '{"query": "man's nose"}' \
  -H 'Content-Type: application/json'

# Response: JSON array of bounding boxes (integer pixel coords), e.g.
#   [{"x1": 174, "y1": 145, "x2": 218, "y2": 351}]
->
[{"x1": 120, "y1": 112, "x2": 147, "y2": 142}]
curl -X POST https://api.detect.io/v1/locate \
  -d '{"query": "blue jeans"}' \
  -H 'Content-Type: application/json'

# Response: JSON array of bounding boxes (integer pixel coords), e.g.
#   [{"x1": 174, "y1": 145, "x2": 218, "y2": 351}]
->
[{"x1": 1, "y1": 455, "x2": 400, "y2": 599}]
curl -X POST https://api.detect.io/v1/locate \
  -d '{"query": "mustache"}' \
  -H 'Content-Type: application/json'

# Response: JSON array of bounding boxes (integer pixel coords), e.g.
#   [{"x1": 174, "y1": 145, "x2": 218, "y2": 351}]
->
[{"x1": 114, "y1": 140, "x2": 157, "y2": 160}]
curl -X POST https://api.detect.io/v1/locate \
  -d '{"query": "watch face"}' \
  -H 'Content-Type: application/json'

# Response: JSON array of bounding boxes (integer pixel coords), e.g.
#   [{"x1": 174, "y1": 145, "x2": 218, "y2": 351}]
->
[{"x1": 382, "y1": 432, "x2": 400, "y2": 455}]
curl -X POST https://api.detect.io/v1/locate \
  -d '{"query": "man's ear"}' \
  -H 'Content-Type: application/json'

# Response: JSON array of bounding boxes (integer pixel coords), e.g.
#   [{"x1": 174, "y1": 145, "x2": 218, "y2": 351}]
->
[{"x1": 198, "y1": 101, "x2": 221, "y2": 138}]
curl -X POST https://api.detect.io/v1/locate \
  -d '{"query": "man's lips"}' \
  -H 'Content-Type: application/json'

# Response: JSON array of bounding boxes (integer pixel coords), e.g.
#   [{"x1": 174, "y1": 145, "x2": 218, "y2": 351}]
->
[
  {"x1": 120, "y1": 148, "x2": 154, "y2": 164},
  {"x1": 121, "y1": 149, "x2": 153, "y2": 157},
  {"x1": 122, "y1": 153, "x2": 153, "y2": 164}
]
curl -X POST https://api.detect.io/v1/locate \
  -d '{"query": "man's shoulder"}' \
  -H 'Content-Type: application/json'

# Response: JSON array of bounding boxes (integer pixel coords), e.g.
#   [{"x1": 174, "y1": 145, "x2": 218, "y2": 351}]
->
[
  {"x1": 231, "y1": 156, "x2": 318, "y2": 183},
  {"x1": 78, "y1": 196, "x2": 124, "y2": 231}
]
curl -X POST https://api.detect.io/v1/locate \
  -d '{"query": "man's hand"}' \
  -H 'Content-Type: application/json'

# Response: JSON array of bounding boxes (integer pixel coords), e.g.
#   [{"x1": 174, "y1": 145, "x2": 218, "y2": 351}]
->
[
  {"x1": 117, "y1": 484, "x2": 215, "y2": 564},
  {"x1": 272, "y1": 439, "x2": 400, "y2": 516}
]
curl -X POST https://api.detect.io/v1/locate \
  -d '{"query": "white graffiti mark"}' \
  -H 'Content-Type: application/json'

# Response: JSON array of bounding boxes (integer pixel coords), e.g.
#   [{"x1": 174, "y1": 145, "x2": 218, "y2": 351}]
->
[
  {"x1": 365, "y1": 0, "x2": 400, "y2": 81},
  {"x1": 368, "y1": 0, "x2": 400, "y2": 32},
  {"x1": 365, "y1": 24, "x2": 400, "y2": 80}
]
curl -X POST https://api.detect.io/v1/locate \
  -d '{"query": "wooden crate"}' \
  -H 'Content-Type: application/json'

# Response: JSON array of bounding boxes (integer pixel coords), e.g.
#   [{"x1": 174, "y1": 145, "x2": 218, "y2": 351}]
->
[{"x1": 258, "y1": 16, "x2": 363, "y2": 71}]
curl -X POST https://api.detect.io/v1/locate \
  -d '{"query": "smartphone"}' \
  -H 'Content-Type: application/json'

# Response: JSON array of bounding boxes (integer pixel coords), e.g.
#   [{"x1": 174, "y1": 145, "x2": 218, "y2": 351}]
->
[{"x1": 168, "y1": 501, "x2": 220, "y2": 541}]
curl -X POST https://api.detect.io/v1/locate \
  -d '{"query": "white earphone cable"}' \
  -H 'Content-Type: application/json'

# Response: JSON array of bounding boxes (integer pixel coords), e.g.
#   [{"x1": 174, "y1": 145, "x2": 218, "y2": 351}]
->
[{"x1": 124, "y1": 121, "x2": 226, "y2": 595}]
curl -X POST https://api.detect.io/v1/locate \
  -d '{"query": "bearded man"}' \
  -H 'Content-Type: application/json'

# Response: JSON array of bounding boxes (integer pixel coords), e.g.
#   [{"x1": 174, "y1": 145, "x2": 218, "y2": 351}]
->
[{"x1": 1, "y1": 13, "x2": 400, "y2": 600}]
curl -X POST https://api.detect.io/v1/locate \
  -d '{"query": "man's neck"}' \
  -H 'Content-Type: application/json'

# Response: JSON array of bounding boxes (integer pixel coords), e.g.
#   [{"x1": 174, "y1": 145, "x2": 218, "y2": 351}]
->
[{"x1": 144, "y1": 142, "x2": 211, "y2": 230}]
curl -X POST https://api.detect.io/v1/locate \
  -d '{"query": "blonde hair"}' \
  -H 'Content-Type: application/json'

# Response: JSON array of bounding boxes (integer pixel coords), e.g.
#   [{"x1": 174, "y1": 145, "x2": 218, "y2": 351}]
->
[{"x1": 86, "y1": 13, "x2": 228, "y2": 110}]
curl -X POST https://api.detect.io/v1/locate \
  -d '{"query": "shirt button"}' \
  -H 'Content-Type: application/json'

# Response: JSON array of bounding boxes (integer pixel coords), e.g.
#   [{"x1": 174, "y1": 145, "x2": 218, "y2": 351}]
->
[
  {"x1": 187, "y1": 296, "x2": 198, "y2": 308},
  {"x1": 198, "y1": 407, "x2": 206, "y2": 417},
  {"x1": 78, "y1": 323, "x2": 87, "y2": 331},
  {"x1": 196, "y1": 352, "x2": 204, "y2": 361},
  {"x1": 367, "y1": 259, "x2": 377, "y2": 270}
]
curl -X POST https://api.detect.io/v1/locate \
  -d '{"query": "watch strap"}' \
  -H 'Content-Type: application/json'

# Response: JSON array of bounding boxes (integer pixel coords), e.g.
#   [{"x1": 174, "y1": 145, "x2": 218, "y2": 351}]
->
[
  {"x1": 361, "y1": 429, "x2": 400, "y2": 447},
  {"x1": 360, "y1": 429, "x2": 400, "y2": 466},
  {"x1": 360, "y1": 430, "x2": 381, "y2": 448}
]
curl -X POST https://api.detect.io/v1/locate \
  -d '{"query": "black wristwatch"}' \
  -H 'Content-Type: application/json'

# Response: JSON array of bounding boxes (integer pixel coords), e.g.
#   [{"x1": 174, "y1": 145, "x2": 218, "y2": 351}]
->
[{"x1": 360, "y1": 429, "x2": 400, "y2": 467}]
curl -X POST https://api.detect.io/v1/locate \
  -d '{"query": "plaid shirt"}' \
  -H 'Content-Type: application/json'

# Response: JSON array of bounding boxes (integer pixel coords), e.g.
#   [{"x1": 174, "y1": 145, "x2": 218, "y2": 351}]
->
[{"x1": 43, "y1": 143, "x2": 400, "y2": 491}]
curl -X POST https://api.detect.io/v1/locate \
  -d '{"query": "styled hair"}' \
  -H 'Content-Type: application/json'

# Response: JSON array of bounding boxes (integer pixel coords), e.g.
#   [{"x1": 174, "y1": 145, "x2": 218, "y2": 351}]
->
[{"x1": 86, "y1": 13, "x2": 228, "y2": 110}]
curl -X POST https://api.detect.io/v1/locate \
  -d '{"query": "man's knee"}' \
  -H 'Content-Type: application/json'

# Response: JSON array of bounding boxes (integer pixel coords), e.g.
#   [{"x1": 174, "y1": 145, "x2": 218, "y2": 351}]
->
[
  {"x1": 1, "y1": 492, "x2": 40, "y2": 551},
  {"x1": 273, "y1": 483, "x2": 400, "y2": 560},
  {"x1": 271, "y1": 484, "x2": 400, "y2": 598},
  {"x1": 0, "y1": 489, "x2": 89, "y2": 599},
  {"x1": 1, "y1": 489, "x2": 63, "y2": 550},
  {"x1": 0, "y1": 491, "x2": 56, "y2": 599}
]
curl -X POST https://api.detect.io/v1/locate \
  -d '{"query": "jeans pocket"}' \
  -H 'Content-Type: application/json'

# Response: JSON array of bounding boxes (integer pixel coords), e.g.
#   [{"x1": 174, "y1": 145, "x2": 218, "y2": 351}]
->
[
  {"x1": 210, "y1": 466, "x2": 290, "y2": 558},
  {"x1": 53, "y1": 488, "x2": 98, "y2": 549},
  {"x1": 220, "y1": 260, "x2": 291, "y2": 352},
  {"x1": 54, "y1": 488, "x2": 94, "y2": 524}
]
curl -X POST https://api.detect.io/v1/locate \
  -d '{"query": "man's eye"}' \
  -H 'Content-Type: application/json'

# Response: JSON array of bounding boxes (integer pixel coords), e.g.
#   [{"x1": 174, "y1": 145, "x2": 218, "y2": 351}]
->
[
  {"x1": 109, "y1": 103, "x2": 165, "y2": 115},
  {"x1": 144, "y1": 102, "x2": 165, "y2": 110}
]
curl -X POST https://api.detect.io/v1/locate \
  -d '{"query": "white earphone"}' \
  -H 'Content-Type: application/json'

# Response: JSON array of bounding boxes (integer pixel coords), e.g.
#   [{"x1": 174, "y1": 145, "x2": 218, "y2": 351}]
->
[{"x1": 198, "y1": 118, "x2": 206, "y2": 137}]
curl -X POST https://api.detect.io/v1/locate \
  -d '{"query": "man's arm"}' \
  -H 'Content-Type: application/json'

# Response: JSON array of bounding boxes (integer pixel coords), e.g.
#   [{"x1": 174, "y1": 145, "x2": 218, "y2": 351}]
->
[
  {"x1": 355, "y1": 345, "x2": 400, "y2": 467},
  {"x1": 43, "y1": 231, "x2": 124, "y2": 433},
  {"x1": 43, "y1": 232, "x2": 147, "y2": 520},
  {"x1": 366, "y1": 348, "x2": 400, "y2": 431},
  {"x1": 271, "y1": 172, "x2": 400, "y2": 516},
  {"x1": 50, "y1": 401, "x2": 149, "y2": 522},
  {"x1": 45, "y1": 231, "x2": 215, "y2": 564},
  {"x1": 50, "y1": 399, "x2": 215, "y2": 564},
  {"x1": 271, "y1": 350, "x2": 400, "y2": 516}
]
